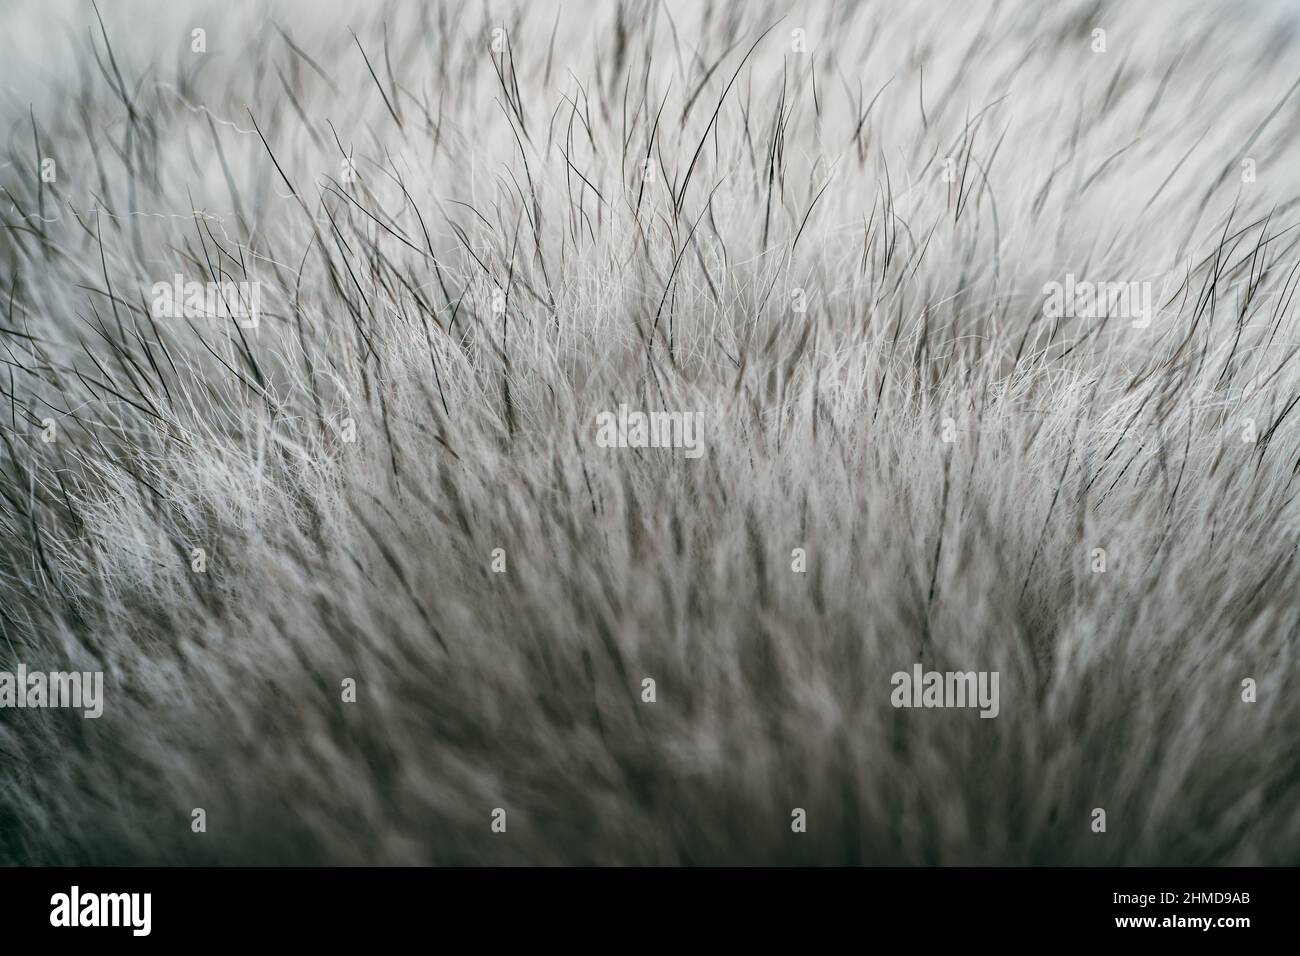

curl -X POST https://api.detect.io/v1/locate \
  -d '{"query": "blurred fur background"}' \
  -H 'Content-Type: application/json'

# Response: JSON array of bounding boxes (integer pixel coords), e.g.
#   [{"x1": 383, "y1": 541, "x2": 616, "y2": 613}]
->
[{"x1": 1, "y1": 0, "x2": 1298, "y2": 864}]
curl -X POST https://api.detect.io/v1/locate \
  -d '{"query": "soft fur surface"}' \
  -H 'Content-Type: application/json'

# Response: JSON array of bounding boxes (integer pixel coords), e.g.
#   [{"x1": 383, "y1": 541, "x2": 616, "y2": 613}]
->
[{"x1": 1, "y1": 0, "x2": 1298, "y2": 865}]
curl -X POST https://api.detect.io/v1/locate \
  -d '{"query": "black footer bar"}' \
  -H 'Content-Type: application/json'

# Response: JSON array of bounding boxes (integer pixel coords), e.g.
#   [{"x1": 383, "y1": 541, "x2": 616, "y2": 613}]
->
[{"x1": 1, "y1": 866, "x2": 1287, "y2": 943}]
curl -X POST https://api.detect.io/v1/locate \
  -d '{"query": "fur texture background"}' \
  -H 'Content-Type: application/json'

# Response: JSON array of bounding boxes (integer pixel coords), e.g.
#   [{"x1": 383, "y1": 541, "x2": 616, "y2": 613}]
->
[{"x1": 1, "y1": 0, "x2": 1298, "y2": 865}]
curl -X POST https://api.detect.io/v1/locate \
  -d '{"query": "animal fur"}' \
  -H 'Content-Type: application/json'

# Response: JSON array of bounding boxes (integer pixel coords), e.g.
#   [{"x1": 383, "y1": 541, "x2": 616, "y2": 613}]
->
[{"x1": 0, "y1": 0, "x2": 1298, "y2": 864}]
